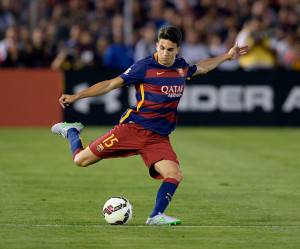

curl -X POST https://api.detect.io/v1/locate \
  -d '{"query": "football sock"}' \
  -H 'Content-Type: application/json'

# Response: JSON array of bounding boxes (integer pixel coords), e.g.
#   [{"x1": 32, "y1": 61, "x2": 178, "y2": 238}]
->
[
  {"x1": 150, "y1": 178, "x2": 179, "y2": 218},
  {"x1": 67, "y1": 128, "x2": 83, "y2": 157}
]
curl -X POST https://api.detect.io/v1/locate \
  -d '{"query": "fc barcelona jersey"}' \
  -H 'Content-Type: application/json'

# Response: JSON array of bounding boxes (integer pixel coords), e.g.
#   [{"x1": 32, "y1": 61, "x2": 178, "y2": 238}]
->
[{"x1": 119, "y1": 53, "x2": 197, "y2": 136}]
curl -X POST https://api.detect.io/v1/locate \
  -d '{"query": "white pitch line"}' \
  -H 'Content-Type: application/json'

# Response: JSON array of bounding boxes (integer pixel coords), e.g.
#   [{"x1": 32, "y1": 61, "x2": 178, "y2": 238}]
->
[{"x1": 1, "y1": 224, "x2": 299, "y2": 229}]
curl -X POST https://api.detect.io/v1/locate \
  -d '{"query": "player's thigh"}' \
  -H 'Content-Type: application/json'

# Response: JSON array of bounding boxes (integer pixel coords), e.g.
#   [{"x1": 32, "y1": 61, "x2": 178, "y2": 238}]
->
[
  {"x1": 88, "y1": 123, "x2": 142, "y2": 161},
  {"x1": 74, "y1": 147, "x2": 101, "y2": 167},
  {"x1": 154, "y1": 160, "x2": 183, "y2": 181},
  {"x1": 141, "y1": 136, "x2": 181, "y2": 179}
]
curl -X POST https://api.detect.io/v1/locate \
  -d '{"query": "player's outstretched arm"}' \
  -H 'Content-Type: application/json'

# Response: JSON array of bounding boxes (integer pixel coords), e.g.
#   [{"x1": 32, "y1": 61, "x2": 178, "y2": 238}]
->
[
  {"x1": 192, "y1": 43, "x2": 249, "y2": 76},
  {"x1": 59, "y1": 76, "x2": 124, "y2": 108}
]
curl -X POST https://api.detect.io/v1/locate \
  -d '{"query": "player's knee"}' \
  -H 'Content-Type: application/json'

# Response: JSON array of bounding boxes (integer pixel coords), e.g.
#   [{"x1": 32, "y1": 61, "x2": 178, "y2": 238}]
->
[
  {"x1": 165, "y1": 169, "x2": 183, "y2": 182},
  {"x1": 174, "y1": 169, "x2": 184, "y2": 182},
  {"x1": 73, "y1": 155, "x2": 89, "y2": 167}
]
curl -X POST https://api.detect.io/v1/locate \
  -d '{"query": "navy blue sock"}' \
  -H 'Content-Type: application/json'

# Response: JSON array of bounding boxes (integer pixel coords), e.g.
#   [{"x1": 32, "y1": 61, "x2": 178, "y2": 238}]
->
[
  {"x1": 150, "y1": 178, "x2": 179, "y2": 218},
  {"x1": 67, "y1": 128, "x2": 83, "y2": 157}
]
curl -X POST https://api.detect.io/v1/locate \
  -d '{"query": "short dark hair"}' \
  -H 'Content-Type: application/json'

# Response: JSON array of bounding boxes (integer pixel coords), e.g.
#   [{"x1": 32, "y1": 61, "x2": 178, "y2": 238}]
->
[{"x1": 158, "y1": 26, "x2": 182, "y2": 46}]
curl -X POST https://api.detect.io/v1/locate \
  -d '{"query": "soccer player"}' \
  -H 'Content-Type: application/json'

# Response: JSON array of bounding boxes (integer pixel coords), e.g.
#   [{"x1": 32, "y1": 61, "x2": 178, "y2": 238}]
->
[{"x1": 51, "y1": 26, "x2": 248, "y2": 225}]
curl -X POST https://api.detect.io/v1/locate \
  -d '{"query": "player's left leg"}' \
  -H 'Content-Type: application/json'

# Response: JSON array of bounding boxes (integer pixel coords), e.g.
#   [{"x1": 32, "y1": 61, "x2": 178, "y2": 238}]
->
[{"x1": 146, "y1": 160, "x2": 183, "y2": 225}]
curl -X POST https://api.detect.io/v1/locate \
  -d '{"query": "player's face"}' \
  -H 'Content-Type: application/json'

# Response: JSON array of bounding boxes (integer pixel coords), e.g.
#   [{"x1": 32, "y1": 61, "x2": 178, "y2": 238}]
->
[{"x1": 156, "y1": 39, "x2": 179, "y2": 67}]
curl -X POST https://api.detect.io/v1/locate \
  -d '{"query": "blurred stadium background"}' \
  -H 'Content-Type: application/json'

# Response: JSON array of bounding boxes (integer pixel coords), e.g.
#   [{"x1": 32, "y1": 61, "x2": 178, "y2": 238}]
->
[
  {"x1": 0, "y1": 1, "x2": 300, "y2": 249},
  {"x1": 1, "y1": 0, "x2": 300, "y2": 70}
]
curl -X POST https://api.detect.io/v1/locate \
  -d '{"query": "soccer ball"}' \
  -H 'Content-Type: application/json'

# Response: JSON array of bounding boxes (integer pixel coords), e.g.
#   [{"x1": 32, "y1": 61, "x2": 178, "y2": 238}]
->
[{"x1": 102, "y1": 197, "x2": 133, "y2": 225}]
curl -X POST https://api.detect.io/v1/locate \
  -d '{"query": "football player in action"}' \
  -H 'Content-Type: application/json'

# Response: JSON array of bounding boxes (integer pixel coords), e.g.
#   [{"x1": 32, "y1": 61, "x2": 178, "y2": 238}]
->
[{"x1": 52, "y1": 26, "x2": 248, "y2": 225}]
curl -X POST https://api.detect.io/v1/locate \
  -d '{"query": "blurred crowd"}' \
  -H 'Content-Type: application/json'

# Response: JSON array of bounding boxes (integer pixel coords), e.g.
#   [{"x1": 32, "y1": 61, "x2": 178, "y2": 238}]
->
[{"x1": 0, "y1": 0, "x2": 300, "y2": 71}]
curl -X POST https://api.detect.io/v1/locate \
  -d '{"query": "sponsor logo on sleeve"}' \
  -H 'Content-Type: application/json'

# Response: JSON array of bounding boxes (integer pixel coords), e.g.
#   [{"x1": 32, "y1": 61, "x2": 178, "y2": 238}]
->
[{"x1": 124, "y1": 67, "x2": 132, "y2": 75}]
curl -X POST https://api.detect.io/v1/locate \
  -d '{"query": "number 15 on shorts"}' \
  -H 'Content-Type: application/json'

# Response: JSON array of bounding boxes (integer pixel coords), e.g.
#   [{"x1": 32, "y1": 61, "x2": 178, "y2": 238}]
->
[
  {"x1": 96, "y1": 134, "x2": 119, "y2": 152},
  {"x1": 103, "y1": 133, "x2": 119, "y2": 148}
]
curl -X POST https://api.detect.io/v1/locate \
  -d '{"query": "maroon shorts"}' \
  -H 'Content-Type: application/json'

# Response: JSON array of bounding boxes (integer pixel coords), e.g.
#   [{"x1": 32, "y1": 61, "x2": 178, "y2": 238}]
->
[{"x1": 89, "y1": 123, "x2": 179, "y2": 179}]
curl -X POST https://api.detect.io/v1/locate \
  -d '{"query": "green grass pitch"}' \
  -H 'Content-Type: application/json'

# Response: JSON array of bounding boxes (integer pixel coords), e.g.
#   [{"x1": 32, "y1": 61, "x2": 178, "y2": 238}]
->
[{"x1": 0, "y1": 127, "x2": 299, "y2": 249}]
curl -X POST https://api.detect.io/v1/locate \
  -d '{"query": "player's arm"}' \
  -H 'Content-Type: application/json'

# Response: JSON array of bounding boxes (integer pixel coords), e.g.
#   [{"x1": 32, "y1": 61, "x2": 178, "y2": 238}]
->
[
  {"x1": 59, "y1": 76, "x2": 124, "y2": 108},
  {"x1": 192, "y1": 43, "x2": 249, "y2": 76}
]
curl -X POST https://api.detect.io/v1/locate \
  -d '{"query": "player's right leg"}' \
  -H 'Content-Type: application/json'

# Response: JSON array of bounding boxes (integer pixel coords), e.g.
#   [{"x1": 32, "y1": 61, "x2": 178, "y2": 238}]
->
[
  {"x1": 51, "y1": 122, "x2": 100, "y2": 167},
  {"x1": 73, "y1": 146, "x2": 100, "y2": 167}
]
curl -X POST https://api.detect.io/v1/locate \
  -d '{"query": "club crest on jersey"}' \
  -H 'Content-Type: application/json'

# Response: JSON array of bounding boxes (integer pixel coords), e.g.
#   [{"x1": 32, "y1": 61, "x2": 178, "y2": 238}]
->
[
  {"x1": 177, "y1": 68, "x2": 185, "y2": 77},
  {"x1": 161, "y1": 85, "x2": 184, "y2": 98}
]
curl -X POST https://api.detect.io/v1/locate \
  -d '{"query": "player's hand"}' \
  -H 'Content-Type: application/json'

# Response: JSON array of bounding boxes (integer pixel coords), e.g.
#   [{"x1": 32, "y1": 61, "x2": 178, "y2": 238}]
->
[
  {"x1": 227, "y1": 42, "x2": 249, "y2": 60},
  {"x1": 59, "y1": 94, "x2": 78, "y2": 109}
]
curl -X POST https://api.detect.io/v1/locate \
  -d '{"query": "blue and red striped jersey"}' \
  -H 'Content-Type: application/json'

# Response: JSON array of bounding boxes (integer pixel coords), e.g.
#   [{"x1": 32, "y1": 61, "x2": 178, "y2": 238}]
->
[{"x1": 119, "y1": 53, "x2": 197, "y2": 136}]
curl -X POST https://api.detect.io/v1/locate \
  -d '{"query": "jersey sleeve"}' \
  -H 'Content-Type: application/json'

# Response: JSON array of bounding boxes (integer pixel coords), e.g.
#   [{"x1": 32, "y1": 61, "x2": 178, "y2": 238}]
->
[
  {"x1": 187, "y1": 64, "x2": 197, "y2": 78},
  {"x1": 180, "y1": 57, "x2": 197, "y2": 78},
  {"x1": 119, "y1": 61, "x2": 146, "y2": 86}
]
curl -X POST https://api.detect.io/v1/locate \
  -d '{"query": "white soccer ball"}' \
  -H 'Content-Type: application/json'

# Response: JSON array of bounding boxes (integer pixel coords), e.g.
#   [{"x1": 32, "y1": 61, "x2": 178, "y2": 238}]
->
[{"x1": 102, "y1": 197, "x2": 133, "y2": 225}]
